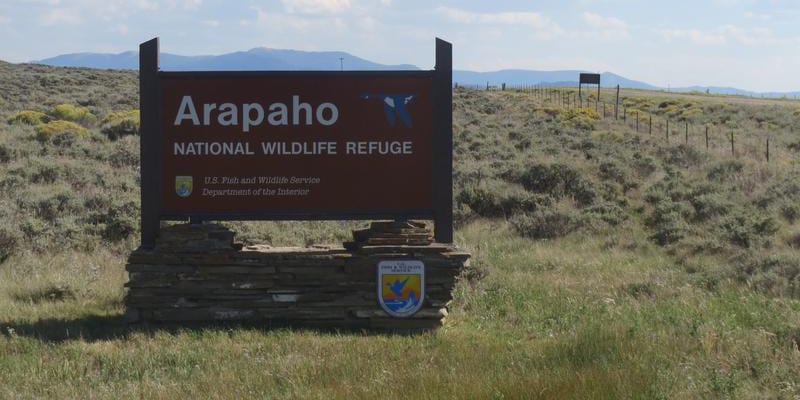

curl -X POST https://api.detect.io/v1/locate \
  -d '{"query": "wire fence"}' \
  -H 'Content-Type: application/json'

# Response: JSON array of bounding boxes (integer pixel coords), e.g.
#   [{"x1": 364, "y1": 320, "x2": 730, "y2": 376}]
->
[{"x1": 454, "y1": 82, "x2": 800, "y2": 165}]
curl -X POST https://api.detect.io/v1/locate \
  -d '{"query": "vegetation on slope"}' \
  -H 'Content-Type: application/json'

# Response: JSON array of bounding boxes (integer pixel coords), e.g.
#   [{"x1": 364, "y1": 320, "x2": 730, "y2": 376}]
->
[{"x1": 0, "y1": 63, "x2": 799, "y2": 398}]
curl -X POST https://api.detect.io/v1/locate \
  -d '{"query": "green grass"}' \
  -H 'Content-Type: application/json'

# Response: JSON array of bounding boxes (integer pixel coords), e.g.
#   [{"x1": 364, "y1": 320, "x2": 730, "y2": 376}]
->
[
  {"x1": 1, "y1": 63, "x2": 800, "y2": 398},
  {"x1": 2, "y1": 222, "x2": 799, "y2": 398}
]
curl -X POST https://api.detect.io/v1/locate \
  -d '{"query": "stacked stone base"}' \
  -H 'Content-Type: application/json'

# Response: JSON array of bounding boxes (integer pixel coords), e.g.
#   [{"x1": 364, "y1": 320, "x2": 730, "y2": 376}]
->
[{"x1": 125, "y1": 224, "x2": 469, "y2": 330}]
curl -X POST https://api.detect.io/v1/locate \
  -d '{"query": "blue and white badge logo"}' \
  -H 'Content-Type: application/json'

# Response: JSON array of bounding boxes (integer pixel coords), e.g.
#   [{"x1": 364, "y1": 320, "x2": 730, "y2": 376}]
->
[
  {"x1": 378, "y1": 260, "x2": 425, "y2": 318},
  {"x1": 361, "y1": 93, "x2": 416, "y2": 128},
  {"x1": 175, "y1": 176, "x2": 193, "y2": 198}
]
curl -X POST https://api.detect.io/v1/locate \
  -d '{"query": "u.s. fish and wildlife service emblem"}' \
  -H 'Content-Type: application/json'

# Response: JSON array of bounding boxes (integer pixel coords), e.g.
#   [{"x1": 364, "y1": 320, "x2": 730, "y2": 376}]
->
[
  {"x1": 175, "y1": 176, "x2": 193, "y2": 197},
  {"x1": 378, "y1": 260, "x2": 425, "y2": 318}
]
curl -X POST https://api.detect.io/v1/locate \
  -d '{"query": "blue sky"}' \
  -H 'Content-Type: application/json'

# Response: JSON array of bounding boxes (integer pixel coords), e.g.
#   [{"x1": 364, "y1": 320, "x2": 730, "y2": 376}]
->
[{"x1": 1, "y1": 0, "x2": 799, "y2": 91}]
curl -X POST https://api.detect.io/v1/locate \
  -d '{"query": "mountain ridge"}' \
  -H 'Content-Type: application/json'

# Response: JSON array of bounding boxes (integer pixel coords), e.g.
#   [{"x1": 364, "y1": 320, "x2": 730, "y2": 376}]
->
[{"x1": 25, "y1": 49, "x2": 800, "y2": 97}]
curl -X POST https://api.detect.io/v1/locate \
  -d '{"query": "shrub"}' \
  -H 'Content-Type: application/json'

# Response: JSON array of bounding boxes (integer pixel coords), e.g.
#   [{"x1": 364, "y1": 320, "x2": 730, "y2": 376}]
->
[
  {"x1": 631, "y1": 153, "x2": 658, "y2": 178},
  {"x1": 659, "y1": 144, "x2": 704, "y2": 168},
  {"x1": 780, "y1": 203, "x2": 800, "y2": 223},
  {"x1": 460, "y1": 253, "x2": 491, "y2": 285},
  {"x1": 583, "y1": 202, "x2": 627, "y2": 226},
  {"x1": 15, "y1": 185, "x2": 83, "y2": 223},
  {"x1": 563, "y1": 108, "x2": 600, "y2": 130},
  {"x1": 598, "y1": 161, "x2": 628, "y2": 185},
  {"x1": 514, "y1": 164, "x2": 596, "y2": 206},
  {"x1": 0, "y1": 226, "x2": 20, "y2": 263},
  {"x1": 690, "y1": 192, "x2": 731, "y2": 221},
  {"x1": 648, "y1": 208, "x2": 689, "y2": 245},
  {"x1": 457, "y1": 184, "x2": 505, "y2": 218},
  {"x1": 645, "y1": 168, "x2": 693, "y2": 204},
  {"x1": 50, "y1": 103, "x2": 96, "y2": 125},
  {"x1": 101, "y1": 110, "x2": 139, "y2": 139},
  {"x1": 510, "y1": 210, "x2": 585, "y2": 239},
  {"x1": 756, "y1": 175, "x2": 800, "y2": 214},
  {"x1": 646, "y1": 198, "x2": 692, "y2": 245},
  {"x1": 707, "y1": 160, "x2": 745, "y2": 182},
  {"x1": 453, "y1": 201, "x2": 474, "y2": 226},
  {"x1": 109, "y1": 141, "x2": 139, "y2": 168},
  {"x1": 34, "y1": 120, "x2": 88, "y2": 142},
  {"x1": 739, "y1": 255, "x2": 800, "y2": 299},
  {"x1": 591, "y1": 130, "x2": 625, "y2": 142},
  {"x1": 6, "y1": 110, "x2": 48, "y2": 125},
  {"x1": 716, "y1": 209, "x2": 779, "y2": 248},
  {"x1": 102, "y1": 200, "x2": 139, "y2": 241},
  {"x1": 0, "y1": 143, "x2": 12, "y2": 163},
  {"x1": 456, "y1": 181, "x2": 546, "y2": 218}
]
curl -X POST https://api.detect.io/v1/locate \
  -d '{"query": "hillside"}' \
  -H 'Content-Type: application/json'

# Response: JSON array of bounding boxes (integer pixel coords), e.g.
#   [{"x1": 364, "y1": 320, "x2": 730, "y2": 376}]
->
[
  {"x1": 33, "y1": 48, "x2": 419, "y2": 71},
  {"x1": 1, "y1": 63, "x2": 799, "y2": 398}
]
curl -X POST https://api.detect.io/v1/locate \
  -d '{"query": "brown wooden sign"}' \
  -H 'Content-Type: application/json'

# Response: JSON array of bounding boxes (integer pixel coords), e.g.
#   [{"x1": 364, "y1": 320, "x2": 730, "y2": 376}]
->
[
  {"x1": 139, "y1": 38, "x2": 453, "y2": 248},
  {"x1": 579, "y1": 73, "x2": 601, "y2": 85},
  {"x1": 578, "y1": 73, "x2": 601, "y2": 99}
]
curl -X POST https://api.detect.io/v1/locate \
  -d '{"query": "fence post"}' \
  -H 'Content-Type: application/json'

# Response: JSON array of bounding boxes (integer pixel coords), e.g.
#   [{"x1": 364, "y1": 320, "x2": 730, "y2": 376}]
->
[
  {"x1": 623, "y1": 107, "x2": 627, "y2": 121},
  {"x1": 766, "y1": 136, "x2": 770, "y2": 162},
  {"x1": 685, "y1": 122, "x2": 688, "y2": 145},
  {"x1": 705, "y1": 126, "x2": 709, "y2": 150},
  {"x1": 614, "y1": 84, "x2": 620, "y2": 120},
  {"x1": 603, "y1": 102, "x2": 607, "y2": 118},
  {"x1": 666, "y1": 119, "x2": 669, "y2": 141},
  {"x1": 636, "y1": 111, "x2": 639, "y2": 131},
  {"x1": 730, "y1": 132, "x2": 735, "y2": 156},
  {"x1": 649, "y1": 115, "x2": 652, "y2": 135}
]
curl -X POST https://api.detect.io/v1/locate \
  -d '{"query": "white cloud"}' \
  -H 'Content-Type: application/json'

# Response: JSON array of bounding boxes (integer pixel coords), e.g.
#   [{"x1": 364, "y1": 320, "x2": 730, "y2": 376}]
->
[
  {"x1": 744, "y1": 11, "x2": 771, "y2": 20},
  {"x1": 437, "y1": 6, "x2": 556, "y2": 29},
  {"x1": 581, "y1": 12, "x2": 629, "y2": 40},
  {"x1": 180, "y1": 0, "x2": 202, "y2": 11},
  {"x1": 720, "y1": 25, "x2": 779, "y2": 46},
  {"x1": 111, "y1": 23, "x2": 129, "y2": 34},
  {"x1": 202, "y1": 19, "x2": 220, "y2": 28},
  {"x1": 281, "y1": 0, "x2": 351, "y2": 14},
  {"x1": 659, "y1": 28, "x2": 726, "y2": 46},
  {"x1": 359, "y1": 15, "x2": 377, "y2": 32},
  {"x1": 436, "y1": 6, "x2": 563, "y2": 41},
  {"x1": 658, "y1": 25, "x2": 782, "y2": 47},
  {"x1": 48, "y1": 0, "x2": 159, "y2": 23},
  {"x1": 41, "y1": 8, "x2": 82, "y2": 25},
  {"x1": 0, "y1": 15, "x2": 9, "y2": 25},
  {"x1": 254, "y1": 8, "x2": 346, "y2": 34}
]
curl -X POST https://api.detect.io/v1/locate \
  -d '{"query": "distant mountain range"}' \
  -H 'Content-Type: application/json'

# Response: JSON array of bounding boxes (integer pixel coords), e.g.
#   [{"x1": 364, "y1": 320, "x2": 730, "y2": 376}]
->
[
  {"x1": 28, "y1": 49, "x2": 800, "y2": 98},
  {"x1": 34, "y1": 48, "x2": 418, "y2": 72}
]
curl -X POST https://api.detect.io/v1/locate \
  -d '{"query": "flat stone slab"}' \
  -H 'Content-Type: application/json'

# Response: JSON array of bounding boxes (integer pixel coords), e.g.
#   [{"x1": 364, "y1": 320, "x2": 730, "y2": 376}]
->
[{"x1": 125, "y1": 225, "x2": 470, "y2": 330}]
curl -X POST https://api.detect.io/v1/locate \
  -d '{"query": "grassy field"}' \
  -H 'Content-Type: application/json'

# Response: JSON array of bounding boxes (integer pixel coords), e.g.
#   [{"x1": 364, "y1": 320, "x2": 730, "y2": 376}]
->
[{"x1": 1, "y1": 62, "x2": 800, "y2": 398}]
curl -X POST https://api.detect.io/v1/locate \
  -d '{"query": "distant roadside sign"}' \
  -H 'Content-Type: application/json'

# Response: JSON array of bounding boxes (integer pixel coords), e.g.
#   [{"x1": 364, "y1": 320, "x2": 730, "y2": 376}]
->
[
  {"x1": 578, "y1": 73, "x2": 601, "y2": 99},
  {"x1": 579, "y1": 73, "x2": 601, "y2": 85}
]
